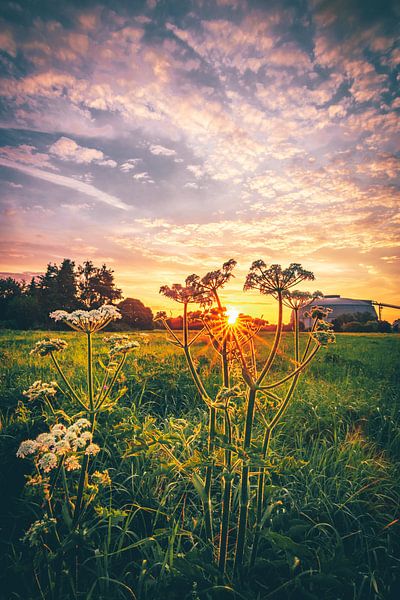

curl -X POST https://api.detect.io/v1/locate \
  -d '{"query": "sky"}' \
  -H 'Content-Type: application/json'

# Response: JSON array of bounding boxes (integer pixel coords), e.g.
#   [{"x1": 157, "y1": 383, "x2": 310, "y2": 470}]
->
[{"x1": 0, "y1": 0, "x2": 399, "y2": 322}]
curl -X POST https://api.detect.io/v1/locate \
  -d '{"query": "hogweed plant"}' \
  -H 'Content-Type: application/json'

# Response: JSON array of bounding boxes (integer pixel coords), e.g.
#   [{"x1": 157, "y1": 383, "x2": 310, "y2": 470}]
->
[
  {"x1": 18, "y1": 305, "x2": 139, "y2": 534},
  {"x1": 159, "y1": 260, "x2": 335, "y2": 576}
]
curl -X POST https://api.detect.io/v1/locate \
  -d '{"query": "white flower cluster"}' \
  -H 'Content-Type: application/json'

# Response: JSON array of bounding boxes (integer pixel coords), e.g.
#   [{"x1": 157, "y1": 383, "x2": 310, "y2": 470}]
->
[
  {"x1": 30, "y1": 338, "x2": 68, "y2": 356},
  {"x1": 22, "y1": 515, "x2": 57, "y2": 547},
  {"x1": 104, "y1": 334, "x2": 140, "y2": 357},
  {"x1": 16, "y1": 419, "x2": 100, "y2": 472},
  {"x1": 50, "y1": 305, "x2": 122, "y2": 333},
  {"x1": 23, "y1": 380, "x2": 58, "y2": 402}
]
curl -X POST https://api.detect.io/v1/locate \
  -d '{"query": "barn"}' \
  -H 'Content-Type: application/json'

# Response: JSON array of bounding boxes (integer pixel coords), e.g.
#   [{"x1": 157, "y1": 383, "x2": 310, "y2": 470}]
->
[{"x1": 298, "y1": 295, "x2": 378, "y2": 330}]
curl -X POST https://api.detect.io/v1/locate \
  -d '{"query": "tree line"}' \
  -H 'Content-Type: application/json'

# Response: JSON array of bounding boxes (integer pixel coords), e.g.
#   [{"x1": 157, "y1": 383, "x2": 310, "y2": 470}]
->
[{"x1": 0, "y1": 259, "x2": 154, "y2": 330}]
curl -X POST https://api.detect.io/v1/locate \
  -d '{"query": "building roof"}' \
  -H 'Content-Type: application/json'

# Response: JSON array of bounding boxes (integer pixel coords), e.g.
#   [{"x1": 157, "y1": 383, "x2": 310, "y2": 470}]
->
[{"x1": 308, "y1": 296, "x2": 373, "y2": 307}]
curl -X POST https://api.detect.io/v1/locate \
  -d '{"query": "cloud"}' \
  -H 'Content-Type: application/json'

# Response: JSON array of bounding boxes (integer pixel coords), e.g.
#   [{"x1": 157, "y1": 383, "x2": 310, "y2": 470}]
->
[
  {"x1": 186, "y1": 164, "x2": 205, "y2": 178},
  {"x1": 0, "y1": 1, "x2": 399, "y2": 318},
  {"x1": 120, "y1": 159, "x2": 142, "y2": 172},
  {"x1": 133, "y1": 172, "x2": 154, "y2": 184},
  {"x1": 49, "y1": 137, "x2": 116, "y2": 166},
  {"x1": 0, "y1": 158, "x2": 129, "y2": 210},
  {"x1": 0, "y1": 144, "x2": 56, "y2": 170},
  {"x1": 149, "y1": 144, "x2": 177, "y2": 156}
]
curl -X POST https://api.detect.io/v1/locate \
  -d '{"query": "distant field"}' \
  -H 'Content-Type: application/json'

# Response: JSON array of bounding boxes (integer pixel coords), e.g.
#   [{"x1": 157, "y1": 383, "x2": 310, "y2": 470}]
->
[{"x1": 0, "y1": 330, "x2": 399, "y2": 599}]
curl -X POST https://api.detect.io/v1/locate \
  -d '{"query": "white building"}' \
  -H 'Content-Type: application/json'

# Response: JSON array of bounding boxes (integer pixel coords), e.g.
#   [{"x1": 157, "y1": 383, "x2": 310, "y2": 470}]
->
[{"x1": 298, "y1": 295, "x2": 378, "y2": 330}]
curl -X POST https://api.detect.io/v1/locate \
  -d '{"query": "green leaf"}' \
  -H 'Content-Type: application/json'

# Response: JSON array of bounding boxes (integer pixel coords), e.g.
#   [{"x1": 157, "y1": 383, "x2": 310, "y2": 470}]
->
[
  {"x1": 263, "y1": 531, "x2": 312, "y2": 559},
  {"x1": 191, "y1": 472, "x2": 207, "y2": 502}
]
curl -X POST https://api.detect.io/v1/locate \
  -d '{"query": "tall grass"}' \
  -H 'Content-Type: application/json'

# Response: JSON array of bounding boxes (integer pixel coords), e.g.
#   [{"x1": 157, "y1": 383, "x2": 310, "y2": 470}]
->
[{"x1": 0, "y1": 330, "x2": 399, "y2": 599}]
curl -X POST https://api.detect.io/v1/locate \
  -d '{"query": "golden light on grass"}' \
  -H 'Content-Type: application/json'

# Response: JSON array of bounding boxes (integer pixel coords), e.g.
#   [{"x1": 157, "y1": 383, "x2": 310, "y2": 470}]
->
[{"x1": 226, "y1": 306, "x2": 239, "y2": 326}]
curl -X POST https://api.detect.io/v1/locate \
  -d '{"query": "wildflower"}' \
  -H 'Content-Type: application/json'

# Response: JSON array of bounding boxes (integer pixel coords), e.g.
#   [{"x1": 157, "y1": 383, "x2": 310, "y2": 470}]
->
[
  {"x1": 160, "y1": 280, "x2": 210, "y2": 305},
  {"x1": 65, "y1": 456, "x2": 81, "y2": 471},
  {"x1": 64, "y1": 429, "x2": 78, "y2": 444},
  {"x1": 315, "y1": 319, "x2": 333, "y2": 332},
  {"x1": 23, "y1": 380, "x2": 58, "y2": 401},
  {"x1": 312, "y1": 330, "x2": 336, "y2": 346},
  {"x1": 30, "y1": 338, "x2": 68, "y2": 357},
  {"x1": 85, "y1": 443, "x2": 100, "y2": 456},
  {"x1": 105, "y1": 335, "x2": 140, "y2": 357},
  {"x1": 244, "y1": 262, "x2": 315, "y2": 297},
  {"x1": 282, "y1": 290, "x2": 323, "y2": 310},
  {"x1": 50, "y1": 305, "x2": 121, "y2": 333},
  {"x1": 74, "y1": 418, "x2": 91, "y2": 430},
  {"x1": 50, "y1": 423, "x2": 67, "y2": 438},
  {"x1": 80, "y1": 431, "x2": 93, "y2": 444},
  {"x1": 38, "y1": 452, "x2": 58, "y2": 473},
  {"x1": 54, "y1": 439, "x2": 70, "y2": 455},
  {"x1": 139, "y1": 333, "x2": 150, "y2": 344},
  {"x1": 22, "y1": 516, "x2": 57, "y2": 547},
  {"x1": 16, "y1": 439, "x2": 39, "y2": 458},
  {"x1": 305, "y1": 306, "x2": 333, "y2": 319},
  {"x1": 194, "y1": 259, "x2": 237, "y2": 294},
  {"x1": 26, "y1": 474, "x2": 44, "y2": 487},
  {"x1": 71, "y1": 435, "x2": 87, "y2": 450},
  {"x1": 36, "y1": 433, "x2": 56, "y2": 451},
  {"x1": 92, "y1": 470, "x2": 111, "y2": 486}
]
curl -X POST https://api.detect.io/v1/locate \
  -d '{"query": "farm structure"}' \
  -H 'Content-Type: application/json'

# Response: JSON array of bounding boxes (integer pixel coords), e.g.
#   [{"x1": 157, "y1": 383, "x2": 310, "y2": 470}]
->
[{"x1": 297, "y1": 295, "x2": 377, "y2": 330}]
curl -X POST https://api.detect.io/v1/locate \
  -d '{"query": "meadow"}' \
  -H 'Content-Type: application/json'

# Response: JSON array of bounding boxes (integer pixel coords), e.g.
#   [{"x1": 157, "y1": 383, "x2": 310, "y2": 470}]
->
[{"x1": 0, "y1": 329, "x2": 399, "y2": 600}]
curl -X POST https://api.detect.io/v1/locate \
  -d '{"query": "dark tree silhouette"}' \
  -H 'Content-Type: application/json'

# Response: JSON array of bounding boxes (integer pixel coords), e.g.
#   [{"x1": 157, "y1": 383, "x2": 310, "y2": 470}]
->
[
  {"x1": 77, "y1": 261, "x2": 122, "y2": 308},
  {"x1": 118, "y1": 298, "x2": 154, "y2": 329}
]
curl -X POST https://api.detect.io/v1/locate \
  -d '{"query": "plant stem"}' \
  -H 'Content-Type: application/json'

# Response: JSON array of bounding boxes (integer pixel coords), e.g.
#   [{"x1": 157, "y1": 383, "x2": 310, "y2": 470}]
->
[
  {"x1": 250, "y1": 426, "x2": 271, "y2": 567},
  {"x1": 96, "y1": 355, "x2": 126, "y2": 410},
  {"x1": 87, "y1": 333, "x2": 94, "y2": 412},
  {"x1": 256, "y1": 293, "x2": 283, "y2": 386},
  {"x1": 204, "y1": 405, "x2": 215, "y2": 543},
  {"x1": 218, "y1": 406, "x2": 232, "y2": 574},
  {"x1": 251, "y1": 309, "x2": 307, "y2": 565},
  {"x1": 72, "y1": 334, "x2": 96, "y2": 529},
  {"x1": 50, "y1": 352, "x2": 88, "y2": 411},
  {"x1": 235, "y1": 294, "x2": 284, "y2": 573},
  {"x1": 182, "y1": 302, "x2": 214, "y2": 542},
  {"x1": 234, "y1": 387, "x2": 256, "y2": 573},
  {"x1": 259, "y1": 345, "x2": 320, "y2": 390}
]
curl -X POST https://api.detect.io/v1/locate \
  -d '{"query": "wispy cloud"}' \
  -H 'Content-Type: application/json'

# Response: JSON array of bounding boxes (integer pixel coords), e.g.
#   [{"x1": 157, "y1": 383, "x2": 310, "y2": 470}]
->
[{"x1": 0, "y1": 158, "x2": 129, "y2": 210}]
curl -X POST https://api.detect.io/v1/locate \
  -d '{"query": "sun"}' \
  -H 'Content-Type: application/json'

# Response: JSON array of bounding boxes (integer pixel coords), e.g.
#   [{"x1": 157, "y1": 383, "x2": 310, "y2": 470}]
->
[{"x1": 226, "y1": 306, "x2": 239, "y2": 325}]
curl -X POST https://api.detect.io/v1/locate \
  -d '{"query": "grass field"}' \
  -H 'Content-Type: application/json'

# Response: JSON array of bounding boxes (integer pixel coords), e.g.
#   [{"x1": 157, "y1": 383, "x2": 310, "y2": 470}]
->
[{"x1": 0, "y1": 330, "x2": 399, "y2": 599}]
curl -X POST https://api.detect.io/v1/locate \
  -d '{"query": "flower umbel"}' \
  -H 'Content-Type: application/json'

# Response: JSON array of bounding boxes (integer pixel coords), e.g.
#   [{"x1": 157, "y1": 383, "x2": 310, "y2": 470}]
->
[
  {"x1": 282, "y1": 290, "x2": 323, "y2": 310},
  {"x1": 30, "y1": 339, "x2": 68, "y2": 357},
  {"x1": 105, "y1": 335, "x2": 140, "y2": 357},
  {"x1": 23, "y1": 380, "x2": 58, "y2": 402},
  {"x1": 244, "y1": 262, "x2": 315, "y2": 297},
  {"x1": 160, "y1": 277, "x2": 212, "y2": 306},
  {"x1": 305, "y1": 306, "x2": 333, "y2": 320},
  {"x1": 17, "y1": 419, "x2": 100, "y2": 472},
  {"x1": 50, "y1": 305, "x2": 122, "y2": 333}
]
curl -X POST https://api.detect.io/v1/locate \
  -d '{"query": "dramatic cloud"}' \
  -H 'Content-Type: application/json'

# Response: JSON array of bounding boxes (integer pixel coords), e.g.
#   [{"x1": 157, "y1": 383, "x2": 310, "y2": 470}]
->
[{"x1": 0, "y1": 0, "x2": 399, "y2": 319}]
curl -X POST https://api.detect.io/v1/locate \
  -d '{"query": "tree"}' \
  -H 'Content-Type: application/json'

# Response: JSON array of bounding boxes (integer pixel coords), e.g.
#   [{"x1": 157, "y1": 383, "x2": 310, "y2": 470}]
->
[
  {"x1": 77, "y1": 261, "x2": 122, "y2": 308},
  {"x1": 5, "y1": 295, "x2": 41, "y2": 329},
  {"x1": 377, "y1": 320, "x2": 392, "y2": 333},
  {"x1": 37, "y1": 263, "x2": 59, "y2": 320},
  {"x1": 56, "y1": 259, "x2": 77, "y2": 311},
  {"x1": 118, "y1": 298, "x2": 153, "y2": 329},
  {"x1": 0, "y1": 277, "x2": 24, "y2": 326}
]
